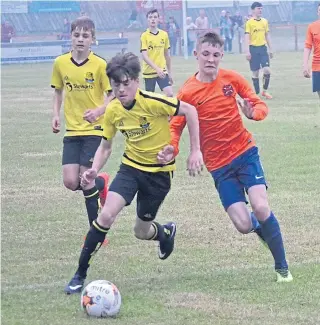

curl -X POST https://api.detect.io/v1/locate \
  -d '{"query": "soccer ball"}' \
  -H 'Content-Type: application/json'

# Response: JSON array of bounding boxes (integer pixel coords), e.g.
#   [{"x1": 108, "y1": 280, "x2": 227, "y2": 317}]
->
[{"x1": 81, "y1": 280, "x2": 121, "y2": 318}]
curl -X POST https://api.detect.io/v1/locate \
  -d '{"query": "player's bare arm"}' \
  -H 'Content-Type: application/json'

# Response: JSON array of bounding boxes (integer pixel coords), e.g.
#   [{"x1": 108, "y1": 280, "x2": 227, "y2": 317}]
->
[
  {"x1": 141, "y1": 51, "x2": 166, "y2": 78},
  {"x1": 164, "y1": 49, "x2": 173, "y2": 84},
  {"x1": 83, "y1": 91, "x2": 115, "y2": 123},
  {"x1": 81, "y1": 138, "x2": 113, "y2": 187},
  {"x1": 52, "y1": 88, "x2": 63, "y2": 133},
  {"x1": 265, "y1": 32, "x2": 273, "y2": 58},
  {"x1": 245, "y1": 33, "x2": 251, "y2": 61},
  {"x1": 303, "y1": 47, "x2": 312, "y2": 78}
]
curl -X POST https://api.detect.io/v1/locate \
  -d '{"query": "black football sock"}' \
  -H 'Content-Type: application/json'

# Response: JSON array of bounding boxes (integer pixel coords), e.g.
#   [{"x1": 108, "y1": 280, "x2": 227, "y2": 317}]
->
[
  {"x1": 76, "y1": 220, "x2": 109, "y2": 277},
  {"x1": 148, "y1": 222, "x2": 165, "y2": 241},
  {"x1": 263, "y1": 74, "x2": 270, "y2": 91},
  {"x1": 83, "y1": 187, "x2": 100, "y2": 226},
  {"x1": 252, "y1": 77, "x2": 260, "y2": 94}
]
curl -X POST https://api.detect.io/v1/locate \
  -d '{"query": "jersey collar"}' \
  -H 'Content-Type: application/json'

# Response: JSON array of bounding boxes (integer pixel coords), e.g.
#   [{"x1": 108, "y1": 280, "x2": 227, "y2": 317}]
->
[
  {"x1": 147, "y1": 28, "x2": 159, "y2": 35},
  {"x1": 70, "y1": 51, "x2": 93, "y2": 67}
]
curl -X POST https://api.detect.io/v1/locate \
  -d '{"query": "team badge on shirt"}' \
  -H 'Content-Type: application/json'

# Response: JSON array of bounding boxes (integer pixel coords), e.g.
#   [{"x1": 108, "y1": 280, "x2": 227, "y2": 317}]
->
[
  {"x1": 139, "y1": 117, "x2": 150, "y2": 129},
  {"x1": 222, "y1": 84, "x2": 234, "y2": 97},
  {"x1": 85, "y1": 72, "x2": 94, "y2": 83}
]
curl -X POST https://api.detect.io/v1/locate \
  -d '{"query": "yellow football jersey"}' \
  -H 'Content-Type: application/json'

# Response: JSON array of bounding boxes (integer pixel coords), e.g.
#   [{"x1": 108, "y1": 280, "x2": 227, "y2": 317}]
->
[
  {"x1": 103, "y1": 89, "x2": 179, "y2": 172},
  {"x1": 51, "y1": 51, "x2": 111, "y2": 136},
  {"x1": 140, "y1": 28, "x2": 170, "y2": 78},
  {"x1": 245, "y1": 18, "x2": 269, "y2": 47}
]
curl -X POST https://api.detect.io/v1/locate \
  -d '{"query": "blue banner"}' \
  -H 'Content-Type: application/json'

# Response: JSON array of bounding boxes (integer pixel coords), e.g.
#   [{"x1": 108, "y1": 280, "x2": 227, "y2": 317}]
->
[{"x1": 28, "y1": 1, "x2": 81, "y2": 13}]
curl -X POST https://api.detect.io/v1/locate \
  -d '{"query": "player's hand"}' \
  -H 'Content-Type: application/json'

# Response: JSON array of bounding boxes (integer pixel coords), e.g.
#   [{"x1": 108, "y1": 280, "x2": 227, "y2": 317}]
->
[
  {"x1": 157, "y1": 145, "x2": 175, "y2": 164},
  {"x1": 246, "y1": 52, "x2": 251, "y2": 61},
  {"x1": 237, "y1": 98, "x2": 254, "y2": 119},
  {"x1": 52, "y1": 116, "x2": 60, "y2": 133},
  {"x1": 187, "y1": 150, "x2": 204, "y2": 177},
  {"x1": 269, "y1": 51, "x2": 274, "y2": 59},
  {"x1": 168, "y1": 74, "x2": 174, "y2": 85},
  {"x1": 83, "y1": 109, "x2": 100, "y2": 123},
  {"x1": 303, "y1": 67, "x2": 311, "y2": 78},
  {"x1": 156, "y1": 68, "x2": 166, "y2": 79},
  {"x1": 81, "y1": 169, "x2": 97, "y2": 187}
]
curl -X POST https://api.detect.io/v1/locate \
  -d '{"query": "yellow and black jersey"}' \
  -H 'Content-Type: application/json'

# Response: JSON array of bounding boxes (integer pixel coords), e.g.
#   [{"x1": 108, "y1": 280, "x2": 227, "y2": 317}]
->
[
  {"x1": 140, "y1": 28, "x2": 170, "y2": 78},
  {"x1": 245, "y1": 18, "x2": 269, "y2": 47},
  {"x1": 51, "y1": 51, "x2": 112, "y2": 136},
  {"x1": 103, "y1": 89, "x2": 179, "y2": 172}
]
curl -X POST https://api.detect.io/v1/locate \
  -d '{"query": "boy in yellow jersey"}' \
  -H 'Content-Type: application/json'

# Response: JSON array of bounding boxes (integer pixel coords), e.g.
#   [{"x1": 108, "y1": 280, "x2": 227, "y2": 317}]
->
[
  {"x1": 140, "y1": 9, "x2": 174, "y2": 96},
  {"x1": 245, "y1": 2, "x2": 273, "y2": 99},
  {"x1": 64, "y1": 52, "x2": 204, "y2": 294},
  {"x1": 51, "y1": 17, "x2": 113, "y2": 232}
]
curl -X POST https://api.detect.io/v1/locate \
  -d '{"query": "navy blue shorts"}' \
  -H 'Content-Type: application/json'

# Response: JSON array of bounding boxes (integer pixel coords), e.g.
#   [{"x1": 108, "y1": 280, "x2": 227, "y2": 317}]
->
[
  {"x1": 144, "y1": 75, "x2": 171, "y2": 92},
  {"x1": 249, "y1": 45, "x2": 270, "y2": 72},
  {"x1": 312, "y1": 71, "x2": 320, "y2": 92},
  {"x1": 211, "y1": 147, "x2": 267, "y2": 211}
]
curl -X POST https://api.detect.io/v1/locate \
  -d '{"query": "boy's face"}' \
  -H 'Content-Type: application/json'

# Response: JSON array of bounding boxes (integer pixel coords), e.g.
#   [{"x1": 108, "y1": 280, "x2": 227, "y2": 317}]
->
[
  {"x1": 195, "y1": 42, "x2": 223, "y2": 76},
  {"x1": 147, "y1": 12, "x2": 159, "y2": 28},
  {"x1": 253, "y1": 6, "x2": 263, "y2": 18},
  {"x1": 71, "y1": 27, "x2": 93, "y2": 53},
  {"x1": 111, "y1": 77, "x2": 139, "y2": 106}
]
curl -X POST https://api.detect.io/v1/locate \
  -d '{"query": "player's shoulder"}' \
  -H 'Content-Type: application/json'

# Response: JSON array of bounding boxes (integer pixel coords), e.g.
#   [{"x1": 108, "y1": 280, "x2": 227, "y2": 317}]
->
[
  {"x1": 54, "y1": 51, "x2": 71, "y2": 64},
  {"x1": 140, "y1": 29, "x2": 149, "y2": 38},
  {"x1": 309, "y1": 20, "x2": 320, "y2": 29},
  {"x1": 219, "y1": 68, "x2": 246, "y2": 83},
  {"x1": 91, "y1": 52, "x2": 108, "y2": 69},
  {"x1": 179, "y1": 74, "x2": 198, "y2": 92},
  {"x1": 261, "y1": 17, "x2": 269, "y2": 24},
  {"x1": 158, "y1": 29, "x2": 168, "y2": 37},
  {"x1": 138, "y1": 89, "x2": 172, "y2": 102}
]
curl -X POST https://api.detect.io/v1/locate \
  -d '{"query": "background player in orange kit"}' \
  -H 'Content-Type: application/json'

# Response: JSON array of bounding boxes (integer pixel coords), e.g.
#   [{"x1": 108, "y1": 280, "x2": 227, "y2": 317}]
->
[
  {"x1": 157, "y1": 32, "x2": 293, "y2": 283},
  {"x1": 303, "y1": 3, "x2": 320, "y2": 100}
]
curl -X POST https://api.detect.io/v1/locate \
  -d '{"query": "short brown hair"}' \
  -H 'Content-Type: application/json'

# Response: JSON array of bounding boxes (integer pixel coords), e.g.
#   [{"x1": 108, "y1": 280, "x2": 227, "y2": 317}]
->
[
  {"x1": 196, "y1": 32, "x2": 224, "y2": 49},
  {"x1": 71, "y1": 17, "x2": 95, "y2": 37},
  {"x1": 107, "y1": 52, "x2": 141, "y2": 83}
]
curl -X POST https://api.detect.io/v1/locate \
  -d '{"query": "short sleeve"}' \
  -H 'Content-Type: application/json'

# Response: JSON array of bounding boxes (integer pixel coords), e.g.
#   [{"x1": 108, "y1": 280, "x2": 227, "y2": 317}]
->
[
  {"x1": 245, "y1": 20, "x2": 251, "y2": 34},
  {"x1": 140, "y1": 33, "x2": 148, "y2": 52},
  {"x1": 165, "y1": 32, "x2": 170, "y2": 50},
  {"x1": 265, "y1": 19, "x2": 269, "y2": 33},
  {"x1": 102, "y1": 106, "x2": 117, "y2": 140},
  {"x1": 305, "y1": 25, "x2": 313, "y2": 49},
  {"x1": 100, "y1": 62, "x2": 112, "y2": 92},
  {"x1": 50, "y1": 59, "x2": 63, "y2": 89}
]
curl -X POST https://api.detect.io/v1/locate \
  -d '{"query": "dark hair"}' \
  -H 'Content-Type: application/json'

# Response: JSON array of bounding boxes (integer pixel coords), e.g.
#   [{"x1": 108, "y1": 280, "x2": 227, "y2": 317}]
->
[
  {"x1": 71, "y1": 17, "x2": 95, "y2": 37},
  {"x1": 107, "y1": 52, "x2": 141, "y2": 83},
  {"x1": 196, "y1": 31, "x2": 224, "y2": 49},
  {"x1": 146, "y1": 8, "x2": 159, "y2": 18},
  {"x1": 251, "y1": 2, "x2": 263, "y2": 10}
]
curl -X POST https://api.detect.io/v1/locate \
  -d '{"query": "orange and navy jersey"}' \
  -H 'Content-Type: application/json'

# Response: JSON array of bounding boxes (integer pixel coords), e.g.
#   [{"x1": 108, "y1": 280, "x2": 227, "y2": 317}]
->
[
  {"x1": 170, "y1": 69, "x2": 268, "y2": 172},
  {"x1": 305, "y1": 20, "x2": 320, "y2": 72}
]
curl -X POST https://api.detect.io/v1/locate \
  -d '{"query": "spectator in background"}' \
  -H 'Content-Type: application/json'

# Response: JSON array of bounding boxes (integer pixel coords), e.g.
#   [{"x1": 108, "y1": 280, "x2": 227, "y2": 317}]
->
[
  {"x1": 59, "y1": 18, "x2": 71, "y2": 40},
  {"x1": 1, "y1": 20, "x2": 15, "y2": 43},
  {"x1": 186, "y1": 17, "x2": 197, "y2": 56},
  {"x1": 232, "y1": 10, "x2": 244, "y2": 43},
  {"x1": 167, "y1": 17, "x2": 180, "y2": 56},
  {"x1": 220, "y1": 10, "x2": 233, "y2": 53},
  {"x1": 158, "y1": 15, "x2": 166, "y2": 30},
  {"x1": 195, "y1": 9, "x2": 209, "y2": 31},
  {"x1": 127, "y1": 9, "x2": 142, "y2": 30}
]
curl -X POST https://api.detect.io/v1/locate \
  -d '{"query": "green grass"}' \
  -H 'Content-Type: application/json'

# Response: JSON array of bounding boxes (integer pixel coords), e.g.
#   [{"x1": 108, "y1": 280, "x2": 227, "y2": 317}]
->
[{"x1": 2, "y1": 53, "x2": 320, "y2": 325}]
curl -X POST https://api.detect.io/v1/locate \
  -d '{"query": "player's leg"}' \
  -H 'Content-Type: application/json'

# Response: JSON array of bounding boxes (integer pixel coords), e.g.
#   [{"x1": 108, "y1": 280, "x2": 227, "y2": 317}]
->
[
  {"x1": 249, "y1": 46, "x2": 261, "y2": 95},
  {"x1": 62, "y1": 136, "x2": 82, "y2": 191},
  {"x1": 64, "y1": 164, "x2": 138, "y2": 294},
  {"x1": 312, "y1": 71, "x2": 320, "y2": 101},
  {"x1": 80, "y1": 136, "x2": 110, "y2": 226},
  {"x1": 158, "y1": 75, "x2": 174, "y2": 97},
  {"x1": 261, "y1": 46, "x2": 272, "y2": 99},
  {"x1": 134, "y1": 170, "x2": 176, "y2": 259},
  {"x1": 238, "y1": 147, "x2": 292, "y2": 282},
  {"x1": 144, "y1": 77, "x2": 157, "y2": 92}
]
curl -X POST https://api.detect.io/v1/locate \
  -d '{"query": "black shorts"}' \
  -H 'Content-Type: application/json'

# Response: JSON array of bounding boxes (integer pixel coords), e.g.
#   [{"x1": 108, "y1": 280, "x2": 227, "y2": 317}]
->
[
  {"x1": 312, "y1": 71, "x2": 320, "y2": 92},
  {"x1": 62, "y1": 135, "x2": 101, "y2": 167},
  {"x1": 144, "y1": 75, "x2": 171, "y2": 92},
  {"x1": 249, "y1": 45, "x2": 270, "y2": 72},
  {"x1": 109, "y1": 163, "x2": 173, "y2": 221}
]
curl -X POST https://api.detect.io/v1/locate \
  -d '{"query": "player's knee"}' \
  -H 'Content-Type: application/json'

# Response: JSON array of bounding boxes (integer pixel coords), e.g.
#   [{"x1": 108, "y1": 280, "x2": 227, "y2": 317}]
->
[
  {"x1": 251, "y1": 201, "x2": 270, "y2": 221},
  {"x1": 263, "y1": 67, "x2": 271, "y2": 75},
  {"x1": 163, "y1": 88, "x2": 173, "y2": 97},
  {"x1": 252, "y1": 70, "x2": 259, "y2": 78},
  {"x1": 97, "y1": 208, "x2": 116, "y2": 228},
  {"x1": 63, "y1": 178, "x2": 80, "y2": 191},
  {"x1": 234, "y1": 219, "x2": 252, "y2": 234}
]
